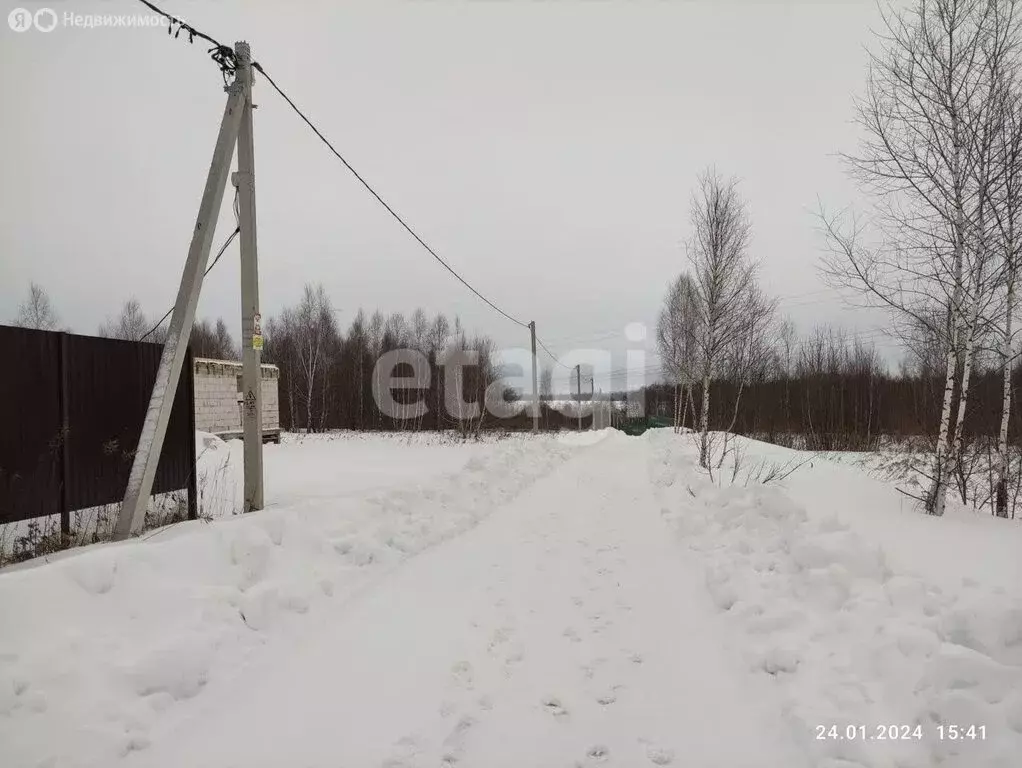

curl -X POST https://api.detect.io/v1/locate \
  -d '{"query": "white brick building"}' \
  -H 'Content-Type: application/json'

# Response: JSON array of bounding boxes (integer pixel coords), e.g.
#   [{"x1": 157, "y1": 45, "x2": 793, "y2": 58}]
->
[{"x1": 193, "y1": 358, "x2": 281, "y2": 442}]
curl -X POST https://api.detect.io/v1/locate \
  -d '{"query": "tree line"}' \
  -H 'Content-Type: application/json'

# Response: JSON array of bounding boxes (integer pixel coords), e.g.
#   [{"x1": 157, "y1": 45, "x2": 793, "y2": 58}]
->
[
  {"x1": 260, "y1": 283, "x2": 579, "y2": 433},
  {"x1": 646, "y1": 322, "x2": 1022, "y2": 450}
]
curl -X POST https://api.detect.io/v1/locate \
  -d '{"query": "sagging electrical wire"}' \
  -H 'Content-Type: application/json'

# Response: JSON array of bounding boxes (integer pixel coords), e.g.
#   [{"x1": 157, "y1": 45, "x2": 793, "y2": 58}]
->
[{"x1": 251, "y1": 60, "x2": 530, "y2": 330}]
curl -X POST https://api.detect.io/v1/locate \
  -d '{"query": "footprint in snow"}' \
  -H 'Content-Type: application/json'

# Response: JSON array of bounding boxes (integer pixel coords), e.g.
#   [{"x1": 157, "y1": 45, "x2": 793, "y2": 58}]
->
[
  {"x1": 639, "y1": 741, "x2": 675, "y2": 765},
  {"x1": 586, "y1": 744, "x2": 610, "y2": 762},
  {"x1": 443, "y1": 715, "x2": 476, "y2": 747},
  {"x1": 487, "y1": 626, "x2": 514, "y2": 652},
  {"x1": 438, "y1": 715, "x2": 477, "y2": 766},
  {"x1": 504, "y1": 647, "x2": 525, "y2": 667},
  {"x1": 580, "y1": 657, "x2": 607, "y2": 680},
  {"x1": 381, "y1": 734, "x2": 421, "y2": 768},
  {"x1": 450, "y1": 661, "x2": 474, "y2": 689},
  {"x1": 542, "y1": 696, "x2": 570, "y2": 718}
]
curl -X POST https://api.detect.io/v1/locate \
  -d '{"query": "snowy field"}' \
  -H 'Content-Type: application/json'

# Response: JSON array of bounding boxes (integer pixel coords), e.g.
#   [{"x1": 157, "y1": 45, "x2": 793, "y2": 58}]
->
[
  {"x1": 1, "y1": 429, "x2": 1021, "y2": 767},
  {"x1": 195, "y1": 430, "x2": 521, "y2": 517}
]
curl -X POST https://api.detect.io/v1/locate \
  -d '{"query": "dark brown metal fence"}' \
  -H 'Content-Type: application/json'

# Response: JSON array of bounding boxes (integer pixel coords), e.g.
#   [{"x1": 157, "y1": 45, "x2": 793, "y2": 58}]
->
[{"x1": 0, "y1": 326, "x2": 196, "y2": 532}]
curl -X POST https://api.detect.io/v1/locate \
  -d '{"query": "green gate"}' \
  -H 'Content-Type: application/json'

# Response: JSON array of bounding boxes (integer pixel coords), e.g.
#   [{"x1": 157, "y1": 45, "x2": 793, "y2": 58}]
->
[{"x1": 616, "y1": 415, "x2": 672, "y2": 436}]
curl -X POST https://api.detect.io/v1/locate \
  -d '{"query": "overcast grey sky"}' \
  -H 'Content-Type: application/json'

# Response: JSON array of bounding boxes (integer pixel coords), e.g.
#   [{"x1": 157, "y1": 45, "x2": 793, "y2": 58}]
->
[{"x1": 0, "y1": 0, "x2": 891, "y2": 391}]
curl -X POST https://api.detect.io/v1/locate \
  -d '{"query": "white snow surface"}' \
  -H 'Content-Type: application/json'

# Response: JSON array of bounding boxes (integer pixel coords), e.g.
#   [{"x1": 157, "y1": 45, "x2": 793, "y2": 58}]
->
[
  {"x1": 194, "y1": 430, "x2": 517, "y2": 519},
  {"x1": 1, "y1": 429, "x2": 1020, "y2": 768},
  {"x1": 648, "y1": 431, "x2": 1022, "y2": 768}
]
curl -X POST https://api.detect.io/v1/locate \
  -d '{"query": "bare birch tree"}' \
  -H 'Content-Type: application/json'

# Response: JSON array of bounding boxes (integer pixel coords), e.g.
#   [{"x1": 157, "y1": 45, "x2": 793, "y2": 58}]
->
[
  {"x1": 721, "y1": 286, "x2": 776, "y2": 436},
  {"x1": 656, "y1": 272, "x2": 702, "y2": 432},
  {"x1": 291, "y1": 283, "x2": 333, "y2": 432},
  {"x1": 823, "y1": 0, "x2": 1022, "y2": 514},
  {"x1": 540, "y1": 366, "x2": 554, "y2": 399},
  {"x1": 15, "y1": 283, "x2": 60, "y2": 330},
  {"x1": 99, "y1": 298, "x2": 154, "y2": 341},
  {"x1": 989, "y1": 86, "x2": 1022, "y2": 514},
  {"x1": 686, "y1": 168, "x2": 757, "y2": 467}
]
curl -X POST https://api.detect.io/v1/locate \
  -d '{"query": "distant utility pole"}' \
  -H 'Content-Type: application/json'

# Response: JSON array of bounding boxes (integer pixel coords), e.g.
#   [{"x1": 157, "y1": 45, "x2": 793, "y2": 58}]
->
[
  {"x1": 529, "y1": 321, "x2": 539, "y2": 434},
  {"x1": 115, "y1": 41, "x2": 263, "y2": 539},
  {"x1": 575, "y1": 364, "x2": 581, "y2": 431}
]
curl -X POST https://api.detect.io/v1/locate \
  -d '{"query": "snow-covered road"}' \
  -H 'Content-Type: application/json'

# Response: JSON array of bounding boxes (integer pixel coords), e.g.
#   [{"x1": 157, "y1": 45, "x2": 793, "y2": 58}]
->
[
  {"x1": 131, "y1": 433, "x2": 802, "y2": 768},
  {"x1": 4, "y1": 429, "x2": 1022, "y2": 768}
]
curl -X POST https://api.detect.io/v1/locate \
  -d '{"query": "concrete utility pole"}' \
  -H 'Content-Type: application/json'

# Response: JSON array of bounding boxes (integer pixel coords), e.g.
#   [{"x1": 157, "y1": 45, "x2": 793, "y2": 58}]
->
[
  {"x1": 576, "y1": 364, "x2": 582, "y2": 431},
  {"x1": 115, "y1": 43, "x2": 261, "y2": 539},
  {"x1": 529, "y1": 321, "x2": 539, "y2": 434},
  {"x1": 234, "y1": 41, "x2": 264, "y2": 513}
]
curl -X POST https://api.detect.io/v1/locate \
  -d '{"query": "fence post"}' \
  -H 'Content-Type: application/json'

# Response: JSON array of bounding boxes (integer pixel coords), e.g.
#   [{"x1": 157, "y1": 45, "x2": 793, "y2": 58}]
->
[
  {"x1": 58, "y1": 333, "x2": 70, "y2": 538},
  {"x1": 186, "y1": 345, "x2": 198, "y2": 521}
]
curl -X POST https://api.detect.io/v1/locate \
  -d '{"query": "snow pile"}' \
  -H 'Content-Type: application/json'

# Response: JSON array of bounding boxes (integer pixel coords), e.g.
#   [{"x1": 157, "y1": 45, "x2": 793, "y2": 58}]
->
[
  {"x1": 0, "y1": 433, "x2": 578, "y2": 768},
  {"x1": 193, "y1": 431, "x2": 242, "y2": 518},
  {"x1": 555, "y1": 427, "x2": 616, "y2": 446},
  {"x1": 646, "y1": 430, "x2": 1022, "y2": 768}
]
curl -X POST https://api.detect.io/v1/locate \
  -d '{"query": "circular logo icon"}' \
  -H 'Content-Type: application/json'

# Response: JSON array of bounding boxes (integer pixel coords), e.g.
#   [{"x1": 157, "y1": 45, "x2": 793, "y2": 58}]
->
[
  {"x1": 8, "y1": 8, "x2": 33, "y2": 32},
  {"x1": 34, "y1": 8, "x2": 57, "y2": 33}
]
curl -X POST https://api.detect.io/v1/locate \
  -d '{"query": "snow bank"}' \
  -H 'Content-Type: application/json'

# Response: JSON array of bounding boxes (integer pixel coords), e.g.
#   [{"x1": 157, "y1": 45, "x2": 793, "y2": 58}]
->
[
  {"x1": 647, "y1": 430, "x2": 1022, "y2": 768},
  {"x1": 739, "y1": 439, "x2": 1022, "y2": 596},
  {"x1": 554, "y1": 427, "x2": 617, "y2": 446},
  {"x1": 0, "y1": 433, "x2": 580, "y2": 768}
]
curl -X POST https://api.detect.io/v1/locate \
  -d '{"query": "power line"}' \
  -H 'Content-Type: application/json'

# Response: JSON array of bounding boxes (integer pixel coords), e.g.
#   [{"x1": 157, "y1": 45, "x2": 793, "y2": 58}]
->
[
  {"x1": 139, "y1": 226, "x2": 241, "y2": 342},
  {"x1": 540, "y1": 328, "x2": 626, "y2": 346},
  {"x1": 132, "y1": 2, "x2": 579, "y2": 389},
  {"x1": 250, "y1": 61, "x2": 529, "y2": 330},
  {"x1": 535, "y1": 336, "x2": 573, "y2": 370},
  {"x1": 133, "y1": 0, "x2": 237, "y2": 82},
  {"x1": 138, "y1": 3, "x2": 884, "y2": 386}
]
